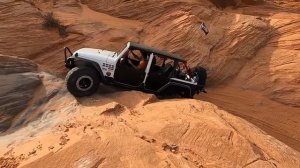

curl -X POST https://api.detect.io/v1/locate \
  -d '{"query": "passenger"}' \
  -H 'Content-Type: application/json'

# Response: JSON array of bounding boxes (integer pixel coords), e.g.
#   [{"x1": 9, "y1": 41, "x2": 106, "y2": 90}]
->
[{"x1": 129, "y1": 50, "x2": 149, "y2": 71}]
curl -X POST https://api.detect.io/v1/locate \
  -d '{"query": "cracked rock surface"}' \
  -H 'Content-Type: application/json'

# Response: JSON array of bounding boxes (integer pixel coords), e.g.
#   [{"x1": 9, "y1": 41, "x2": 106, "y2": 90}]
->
[{"x1": 0, "y1": 55, "x2": 41, "y2": 132}]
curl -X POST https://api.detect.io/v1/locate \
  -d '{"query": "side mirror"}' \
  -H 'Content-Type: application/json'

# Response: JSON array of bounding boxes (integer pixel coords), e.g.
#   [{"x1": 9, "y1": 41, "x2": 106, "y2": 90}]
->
[{"x1": 120, "y1": 57, "x2": 125, "y2": 64}]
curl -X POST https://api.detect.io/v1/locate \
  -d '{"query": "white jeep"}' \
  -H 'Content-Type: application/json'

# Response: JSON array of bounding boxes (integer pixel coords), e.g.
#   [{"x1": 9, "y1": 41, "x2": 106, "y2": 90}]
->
[{"x1": 64, "y1": 42, "x2": 207, "y2": 97}]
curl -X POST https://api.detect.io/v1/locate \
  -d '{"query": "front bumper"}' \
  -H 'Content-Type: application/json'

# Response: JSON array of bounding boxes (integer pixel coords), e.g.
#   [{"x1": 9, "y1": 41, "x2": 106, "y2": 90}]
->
[{"x1": 64, "y1": 47, "x2": 75, "y2": 69}]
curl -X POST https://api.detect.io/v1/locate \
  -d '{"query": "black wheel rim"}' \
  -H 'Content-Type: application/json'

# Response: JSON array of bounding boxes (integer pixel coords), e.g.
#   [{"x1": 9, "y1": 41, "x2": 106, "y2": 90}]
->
[{"x1": 76, "y1": 76, "x2": 94, "y2": 91}]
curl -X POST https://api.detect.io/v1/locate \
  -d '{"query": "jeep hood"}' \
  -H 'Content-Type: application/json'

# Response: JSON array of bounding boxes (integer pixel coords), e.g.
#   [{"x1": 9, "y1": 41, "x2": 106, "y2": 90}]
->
[{"x1": 75, "y1": 48, "x2": 118, "y2": 62}]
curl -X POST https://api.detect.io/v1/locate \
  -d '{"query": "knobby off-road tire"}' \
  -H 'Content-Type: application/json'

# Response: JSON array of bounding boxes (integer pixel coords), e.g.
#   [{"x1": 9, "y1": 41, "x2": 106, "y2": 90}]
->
[
  {"x1": 180, "y1": 66, "x2": 207, "y2": 98},
  {"x1": 66, "y1": 67, "x2": 100, "y2": 97},
  {"x1": 194, "y1": 66, "x2": 207, "y2": 91},
  {"x1": 180, "y1": 89, "x2": 194, "y2": 99}
]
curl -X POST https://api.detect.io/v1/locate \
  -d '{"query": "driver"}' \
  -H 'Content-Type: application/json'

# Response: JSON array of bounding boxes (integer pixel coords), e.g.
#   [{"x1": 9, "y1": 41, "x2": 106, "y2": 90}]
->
[{"x1": 128, "y1": 50, "x2": 149, "y2": 71}]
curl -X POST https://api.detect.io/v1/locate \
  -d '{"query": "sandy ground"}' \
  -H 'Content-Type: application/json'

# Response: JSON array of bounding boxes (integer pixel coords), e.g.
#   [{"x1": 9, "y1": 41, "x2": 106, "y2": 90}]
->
[
  {"x1": 1, "y1": 83, "x2": 300, "y2": 167},
  {"x1": 200, "y1": 86, "x2": 300, "y2": 151},
  {"x1": 0, "y1": 0, "x2": 300, "y2": 167}
]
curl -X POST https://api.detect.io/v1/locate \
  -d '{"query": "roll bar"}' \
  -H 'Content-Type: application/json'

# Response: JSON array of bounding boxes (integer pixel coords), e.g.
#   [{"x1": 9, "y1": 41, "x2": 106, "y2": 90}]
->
[{"x1": 64, "y1": 47, "x2": 73, "y2": 62}]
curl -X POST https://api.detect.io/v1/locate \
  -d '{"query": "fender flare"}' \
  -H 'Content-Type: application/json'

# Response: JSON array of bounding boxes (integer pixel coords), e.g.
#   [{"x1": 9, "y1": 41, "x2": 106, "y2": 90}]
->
[{"x1": 73, "y1": 58, "x2": 106, "y2": 82}]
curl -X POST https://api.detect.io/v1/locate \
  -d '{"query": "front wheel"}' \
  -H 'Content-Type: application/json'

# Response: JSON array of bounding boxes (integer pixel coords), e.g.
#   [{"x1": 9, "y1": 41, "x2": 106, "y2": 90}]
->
[{"x1": 66, "y1": 67, "x2": 100, "y2": 97}]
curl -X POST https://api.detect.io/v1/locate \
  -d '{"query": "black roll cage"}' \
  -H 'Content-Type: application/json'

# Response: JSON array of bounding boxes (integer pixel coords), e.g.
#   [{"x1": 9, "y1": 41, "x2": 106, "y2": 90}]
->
[{"x1": 64, "y1": 47, "x2": 73, "y2": 62}]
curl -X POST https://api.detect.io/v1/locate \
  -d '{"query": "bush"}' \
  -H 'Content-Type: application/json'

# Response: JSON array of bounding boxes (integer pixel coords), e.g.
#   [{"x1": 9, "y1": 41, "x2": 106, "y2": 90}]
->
[
  {"x1": 209, "y1": 0, "x2": 237, "y2": 9},
  {"x1": 42, "y1": 12, "x2": 68, "y2": 38},
  {"x1": 242, "y1": 0, "x2": 264, "y2": 5},
  {"x1": 42, "y1": 12, "x2": 60, "y2": 28}
]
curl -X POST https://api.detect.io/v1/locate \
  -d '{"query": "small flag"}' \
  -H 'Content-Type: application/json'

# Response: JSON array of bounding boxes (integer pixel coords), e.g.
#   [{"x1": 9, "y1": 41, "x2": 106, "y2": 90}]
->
[{"x1": 200, "y1": 22, "x2": 209, "y2": 35}]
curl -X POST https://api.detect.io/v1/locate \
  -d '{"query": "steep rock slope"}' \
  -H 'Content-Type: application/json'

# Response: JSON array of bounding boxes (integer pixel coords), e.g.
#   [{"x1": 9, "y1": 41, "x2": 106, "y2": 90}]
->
[
  {"x1": 1, "y1": 0, "x2": 275, "y2": 84},
  {"x1": 75, "y1": 0, "x2": 300, "y2": 108},
  {"x1": 233, "y1": 13, "x2": 300, "y2": 107},
  {"x1": 1, "y1": 1, "x2": 297, "y2": 105},
  {"x1": 82, "y1": 0, "x2": 274, "y2": 84},
  {"x1": 0, "y1": 55, "x2": 41, "y2": 132},
  {"x1": 0, "y1": 55, "x2": 75, "y2": 134},
  {"x1": 200, "y1": 4, "x2": 300, "y2": 151}
]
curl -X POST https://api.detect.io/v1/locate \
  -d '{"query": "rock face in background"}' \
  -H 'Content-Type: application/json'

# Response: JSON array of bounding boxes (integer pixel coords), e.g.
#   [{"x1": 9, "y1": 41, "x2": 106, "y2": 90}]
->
[
  {"x1": 82, "y1": 0, "x2": 273, "y2": 84},
  {"x1": 0, "y1": 55, "x2": 38, "y2": 74},
  {"x1": 1, "y1": 0, "x2": 296, "y2": 107},
  {"x1": 229, "y1": 5, "x2": 300, "y2": 107},
  {"x1": 0, "y1": 0, "x2": 298, "y2": 107},
  {"x1": 83, "y1": 0, "x2": 298, "y2": 107},
  {"x1": 0, "y1": 55, "x2": 41, "y2": 132},
  {"x1": 0, "y1": 0, "x2": 61, "y2": 58}
]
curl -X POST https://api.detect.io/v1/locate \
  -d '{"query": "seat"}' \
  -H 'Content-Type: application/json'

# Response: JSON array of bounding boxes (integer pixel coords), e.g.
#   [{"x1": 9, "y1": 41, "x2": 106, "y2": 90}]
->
[{"x1": 158, "y1": 64, "x2": 173, "y2": 77}]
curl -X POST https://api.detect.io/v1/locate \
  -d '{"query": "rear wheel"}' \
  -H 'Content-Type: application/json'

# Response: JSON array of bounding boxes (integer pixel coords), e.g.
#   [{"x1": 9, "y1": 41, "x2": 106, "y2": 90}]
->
[
  {"x1": 179, "y1": 89, "x2": 194, "y2": 98},
  {"x1": 66, "y1": 67, "x2": 100, "y2": 97},
  {"x1": 193, "y1": 66, "x2": 207, "y2": 91}
]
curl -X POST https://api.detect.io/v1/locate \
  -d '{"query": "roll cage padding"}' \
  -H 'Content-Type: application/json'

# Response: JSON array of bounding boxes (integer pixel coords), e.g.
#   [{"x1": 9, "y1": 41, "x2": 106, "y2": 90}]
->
[{"x1": 128, "y1": 42, "x2": 186, "y2": 62}]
